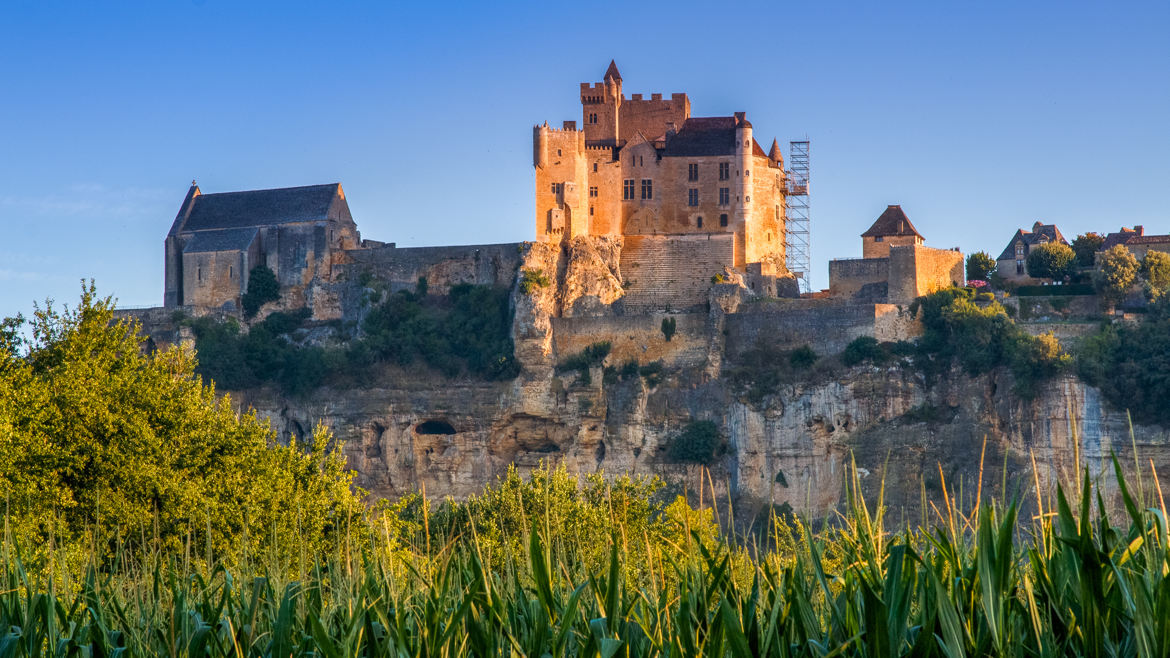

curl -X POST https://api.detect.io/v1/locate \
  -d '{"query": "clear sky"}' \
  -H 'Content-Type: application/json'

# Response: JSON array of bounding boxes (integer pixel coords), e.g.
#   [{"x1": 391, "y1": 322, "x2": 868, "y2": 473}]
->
[{"x1": 1, "y1": 0, "x2": 1167, "y2": 318}]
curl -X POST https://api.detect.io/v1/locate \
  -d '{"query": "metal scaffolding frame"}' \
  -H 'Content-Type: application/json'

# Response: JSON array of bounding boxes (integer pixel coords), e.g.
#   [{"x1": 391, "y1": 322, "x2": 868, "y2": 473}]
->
[{"x1": 785, "y1": 140, "x2": 811, "y2": 293}]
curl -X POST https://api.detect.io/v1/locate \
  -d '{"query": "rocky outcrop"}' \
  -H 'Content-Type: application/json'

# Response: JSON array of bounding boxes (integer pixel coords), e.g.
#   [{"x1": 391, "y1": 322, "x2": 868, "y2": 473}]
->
[{"x1": 176, "y1": 235, "x2": 1170, "y2": 521}]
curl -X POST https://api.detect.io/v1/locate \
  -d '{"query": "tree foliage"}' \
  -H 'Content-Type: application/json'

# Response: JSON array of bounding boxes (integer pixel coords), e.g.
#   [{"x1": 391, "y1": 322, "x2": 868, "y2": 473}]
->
[
  {"x1": 911, "y1": 288, "x2": 1070, "y2": 396},
  {"x1": 965, "y1": 251, "x2": 996, "y2": 282},
  {"x1": 1078, "y1": 318, "x2": 1170, "y2": 425},
  {"x1": 1025, "y1": 242, "x2": 1076, "y2": 281},
  {"x1": 1141, "y1": 250, "x2": 1170, "y2": 297},
  {"x1": 241, "y1": 265, "x2": 280, "y2": 317},
  {"x1": 0, "y1": 283, "x2": 364, "y2": 566},
  {"x1": 1093, "y1": 245, "x2": 1140, "y2": 305},
  {"x1": 1071, "y1": 232, "x2": 1105, "y2": 267},
  {"x1": 665, "y1": 420, "x2": 727, "y2": 465}
]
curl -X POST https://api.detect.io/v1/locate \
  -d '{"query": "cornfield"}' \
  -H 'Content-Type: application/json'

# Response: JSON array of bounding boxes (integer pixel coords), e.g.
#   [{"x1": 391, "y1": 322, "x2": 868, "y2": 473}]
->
[{"x1": 3, "y1": 457, "x2": 1170, "y2": 657}]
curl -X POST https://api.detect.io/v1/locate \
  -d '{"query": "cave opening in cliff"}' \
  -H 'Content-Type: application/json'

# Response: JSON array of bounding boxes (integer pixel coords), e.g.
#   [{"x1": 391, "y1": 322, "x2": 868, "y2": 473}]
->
[{"x1": 415, "y1": 419, "x2": 457, "y2": 435}]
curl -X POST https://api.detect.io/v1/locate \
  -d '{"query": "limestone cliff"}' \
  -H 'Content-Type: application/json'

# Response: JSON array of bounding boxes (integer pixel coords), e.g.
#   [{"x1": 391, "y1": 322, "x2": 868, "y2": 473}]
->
[{"x1": 196, "y1": 236, "x2": 1170, "y2": 520}]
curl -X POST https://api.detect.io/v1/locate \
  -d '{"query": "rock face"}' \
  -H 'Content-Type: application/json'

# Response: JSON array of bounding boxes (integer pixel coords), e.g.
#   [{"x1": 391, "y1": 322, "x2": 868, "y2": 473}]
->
[{"x1": 215, "y1": 236, "x2": 1170, "y2": 520}]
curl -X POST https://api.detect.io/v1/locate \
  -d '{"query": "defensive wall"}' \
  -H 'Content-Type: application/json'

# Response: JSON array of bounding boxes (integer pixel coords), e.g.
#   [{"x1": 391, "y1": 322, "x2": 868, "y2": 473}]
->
[
  {"x1": 550, "y1": 312, "x2": 709, "y2": 370},
  {"x1": 725, "y1": 299, "x2": 920, "y2": 357},
  {"x1": 618, "y1": 233, "x2": 735, "y2": 312},
  {"x1": 336, "y1": 242, "x2": 523, "y2": 293},
  {"x1": 829, "y1": 245, "x2": 963, "y2": 304}
]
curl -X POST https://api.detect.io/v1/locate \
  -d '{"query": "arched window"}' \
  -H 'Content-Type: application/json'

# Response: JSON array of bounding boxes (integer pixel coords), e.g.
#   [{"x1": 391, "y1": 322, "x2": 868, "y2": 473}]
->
[{"x1": 697, "y1": 216, "x2": 703, "y2": 228}]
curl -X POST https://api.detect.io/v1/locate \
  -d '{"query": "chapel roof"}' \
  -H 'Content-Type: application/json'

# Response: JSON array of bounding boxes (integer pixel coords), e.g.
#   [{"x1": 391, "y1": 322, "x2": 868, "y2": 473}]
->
[
  {"x1": 861, "y1": 205, "x2": 923, "y2": 239},
  {"x1": 180, "y1": 183, "x2": 342, "y2": 232}
]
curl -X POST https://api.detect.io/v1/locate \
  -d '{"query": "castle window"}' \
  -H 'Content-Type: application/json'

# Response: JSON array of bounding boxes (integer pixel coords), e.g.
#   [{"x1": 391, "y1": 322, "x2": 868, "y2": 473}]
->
[
  {"x1": 687, "y1": 189, "x2": 699, "y2": 206},
  {"x1": 623, "y1": 179, "x2": 635, "y2": 200},
  {"x1": 197, "y1": 267, "x2": 202, "y2": 282},
  {"x1": 746, "y1": 195, "x2": 750, "y2": 203},
  {"x1": 775, "y1": 205, "x2": 780, "y2": 221},
  {"x1": 745, "y1": 169, "x2": 750, "y2": 177},
  {"x1": 229, "y1": 266, "x2": 233, "y2": 279},
  {"x1": 593, "y1": 163, "x2": 598, "y2": 172},
  {"x1": 641, "y1": 179, "x2": 653, "y2": 200},
  {"x1": 697, "y1": 216, "x2": 703, "y2": 228},
  {"x1": 557, "y1": 149, "x2": 562, "y2": 156},
  {"x1": 720, "y1": 213, "x2": 728, "y2": 227},
  {"x1": 688, "y1": 163, "x2": 699, "y2": 181},
  {"x1": 766, "y1": 232, "x2": 772, "y2": 241},
  {"x1": 719, "y1": 163, "x2": 729, "y2": 180},
  {"x1": 589, "y1": 186, "x2": 598, "y2": 197},
  {"x1": 590, "y1": 206, "x2": 594, "y2": 215},
  {"x1": 875, "y1": 236, "x2": 883, "y2": 242},
  {"x1": 719, "y1": 188, "x2": 730, "y2": 206}
]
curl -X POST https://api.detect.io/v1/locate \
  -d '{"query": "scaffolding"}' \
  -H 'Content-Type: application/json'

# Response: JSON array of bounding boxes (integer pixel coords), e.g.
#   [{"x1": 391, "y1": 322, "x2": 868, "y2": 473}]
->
[{"x1": 785, "y1": 140, "x2": 811, "y2": 293}]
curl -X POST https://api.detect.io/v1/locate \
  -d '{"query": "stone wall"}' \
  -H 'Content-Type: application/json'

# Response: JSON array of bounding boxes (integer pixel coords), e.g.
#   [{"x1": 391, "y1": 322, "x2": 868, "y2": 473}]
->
[
  {"x1": 618, "y1": 234, "x2": 734, "y2": 312},
  {"x1": 888, "y1": 245, "x2": 964, "y2": 303},
  {"x1": 725, "y1": 299, "x2": 918, "y2": 356},
  {"x1": 550, "y1": 312, "x2": 709, "y2": 369},
  {"x1": 828, "y1": 258, "x2": 889, "y2": 298},
  {"x1": 336, "y1": 242, "x2": 523, "y2": 293}
]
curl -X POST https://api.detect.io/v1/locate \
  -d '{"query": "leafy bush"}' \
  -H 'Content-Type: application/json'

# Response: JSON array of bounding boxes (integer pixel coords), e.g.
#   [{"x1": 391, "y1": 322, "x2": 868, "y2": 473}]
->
[
  {"x1": 1078, "y1": 319, "x2": 1170, "y2": 424},
  {"x1": 661, "y1": 316, "x2": 677, "y2": 342},
  {"x1": 842, "y1": 336, "x2": 886, "y2": 366},
  {"x1": 789, "y1": 344, "x2": 817, "y2": 369},
  {"x1": 975, "y1": 291, "x2": 995, "y2": 302},
  {"x1": 0, "y1": 283, "x2": 363, "y2": 564},
  {"x1": 1026, "y1": 242, "x2": 1077, "y2": 281},
  {"x1": 965, "y1": 251, "x2": 996, "y2": 281},
  {"x1": 1071, "y1": 232, "x2": 1105, "y2": 267},
  {"x1": 664, "y1": 420, "x2": 726, "y2": 465},
  {"x1": 241, "y1": 265, "x2": 280, "y2": 317},
  {"x1": 1142, "y1": 250, "x2": 1170, "y2": 297},
  {"x1": 556, "y1": 341, "x2": 611, "y2": 384},
  {"x1": 910, "y1": 288, "x2": 1071, "y2": 395},
  {"x1": 1094, "y1": 245, "x2": 1140, "y2": 305},
  {"x1": 519, "y1": 268, "x2": 551, "y2": 294},
  {"x1": 638, "y1": 359, "x2": 664, "y2": 387}
]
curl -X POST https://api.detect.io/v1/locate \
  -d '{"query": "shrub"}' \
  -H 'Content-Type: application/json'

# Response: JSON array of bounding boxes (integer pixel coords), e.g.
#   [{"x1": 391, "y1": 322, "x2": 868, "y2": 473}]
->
[
  {"x1": 1014, "y1": 284, "x2": 1095, "y2": 296},
  {"x1": 519, "y1": 268, "x2": 551, "y2": 294},
  {"x1": 556, "y1": 341, "x2": 611, "y2": 384},
  {"x1": 1094, "y1": 245, "x2": 1140, "y2": 305},
  {"x1": 619, "y1": 359, "x2": 640, "y2": 380},
  {"x1": 665, "y1": 420, "x2": 726, "y2": 465},
  {"x1": 661, "y1": 316, "x2": 677, "y2": 342},
  {"x1": 1026, "y1": 242, "x2": 1077, "y2": 281},
  {"x1": 1142, "y1": 250, "x2": 1170, "y2": 297},
  {"x1": 789, "y1": 344, "x2": 817, "y2": 369},
  {"x1": 975, "y1": 291, "x2": 995, "y2": 303},
  {"x1": 1078, "y1": 320, "x2": 1170, "y2": 424},
  {"x1": 241, "y1": 265, "x2": 280, "y2": 317},
  {"x1": 639, "y1": 360, "x2": 664, "y2": 387},
  {"x1": 1071, "y1": 232, "x2": 1105, "y2": 267},
  {"x1": 965, "y1": 251, "x2": 996, "y2": 282},
  {"x1": 842, "y1": 336, "x2": 885, "y2": 366}
]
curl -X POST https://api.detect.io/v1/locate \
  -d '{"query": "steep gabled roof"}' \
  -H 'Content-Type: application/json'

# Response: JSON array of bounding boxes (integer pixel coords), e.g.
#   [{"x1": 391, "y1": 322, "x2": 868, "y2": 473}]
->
[
  {"x1": 861, "y1": 205, "x2": 923, "y2": 239},
  {"x1": 180, "y1": 184, "x2": 341, "y2": 232},
  {"x1": 1102, "y1": 227, "x2": 1143, "y2": 250},
  {"x1": 995, "y1": 222, "x2": 1067, "y2": 261},
  {"x1": 182, "y1": 227, "x2": 259, "y2": 253}
]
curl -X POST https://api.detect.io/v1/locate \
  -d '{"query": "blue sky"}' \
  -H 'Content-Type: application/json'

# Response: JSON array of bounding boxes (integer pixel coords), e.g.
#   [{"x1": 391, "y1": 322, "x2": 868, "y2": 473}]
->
[{"x1": 1, "y1": 0, "x2": 1167, "y2": 317}]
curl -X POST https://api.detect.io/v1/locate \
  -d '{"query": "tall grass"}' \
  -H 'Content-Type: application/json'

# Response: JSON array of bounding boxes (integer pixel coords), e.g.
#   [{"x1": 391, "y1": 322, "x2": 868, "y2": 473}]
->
[{"x1": 2, "y1": 456, "x2": 1169, "y2": 656}]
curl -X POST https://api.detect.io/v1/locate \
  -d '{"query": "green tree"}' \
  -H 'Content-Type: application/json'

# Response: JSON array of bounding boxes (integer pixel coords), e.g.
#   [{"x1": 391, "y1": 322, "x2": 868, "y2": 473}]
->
[
  {"x1": 1071, "y1": 232, "x2": 1105, "y2": 267},
  {"x1": 665, "y1": 420, "x2": 726, "y2": 465},
  {"x1": 241, "y1": 265, "x2": 280, "y2": 317},
  {"x1": 1141, "y1": 250, "x2": 1170, "y2": 297},
  {"x1": 965, "y1": 251, "x2": 996, "y2": 282},
  {"x1": 1025, "y1": 242, "x2": 1077, "y2": 281},
  {"x1": 1093, "y1": 245, "x2": 1140, "y2": 305},
  {"x1": 0, "y1": 282, "x2": 363, "y2": 565},
  {"x1": 661, "y1": 316, "x2": 677, "y2": 342}
]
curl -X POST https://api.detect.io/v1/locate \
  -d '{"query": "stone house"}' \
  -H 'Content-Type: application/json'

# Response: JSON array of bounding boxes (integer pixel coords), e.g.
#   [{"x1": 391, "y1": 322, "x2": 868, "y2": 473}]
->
[
  {"x1": 995, "y1": 222, "x2": 1068, "y2": 283},
  {"x1": 1100, "y1": 226, "x2": 1170, "y2": 260},
  {"x1": 533, "y1": 61, "x2": 789, "y2": 302},
  {"x1": 164, "y1": 182, "x2": 360, "y2": 310},
  {"x1": 828, "y1": 206, "x2": 963, "y2": 303}
]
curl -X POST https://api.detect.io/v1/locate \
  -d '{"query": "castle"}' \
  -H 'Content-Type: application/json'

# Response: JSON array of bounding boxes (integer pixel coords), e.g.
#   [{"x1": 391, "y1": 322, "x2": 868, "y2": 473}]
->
[{"x1": 534, "y1": 61, "x2": 788, "y2": 275}]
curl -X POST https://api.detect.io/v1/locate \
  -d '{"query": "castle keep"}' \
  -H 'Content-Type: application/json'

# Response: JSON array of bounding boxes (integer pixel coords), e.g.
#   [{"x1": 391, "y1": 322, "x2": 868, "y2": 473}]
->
[{"x1": 534, "y1": 61, "x2": 788, "y2": 276}]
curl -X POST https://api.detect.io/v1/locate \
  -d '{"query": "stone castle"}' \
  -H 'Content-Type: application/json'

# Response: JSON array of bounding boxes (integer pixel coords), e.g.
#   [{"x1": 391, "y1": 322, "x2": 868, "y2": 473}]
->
[
  {"x1": 534, "y1": 61, "x2": 786, "y2": 274},
  {"x1": 151, "y1": 61, "x2": 961, "y2": 332}
]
